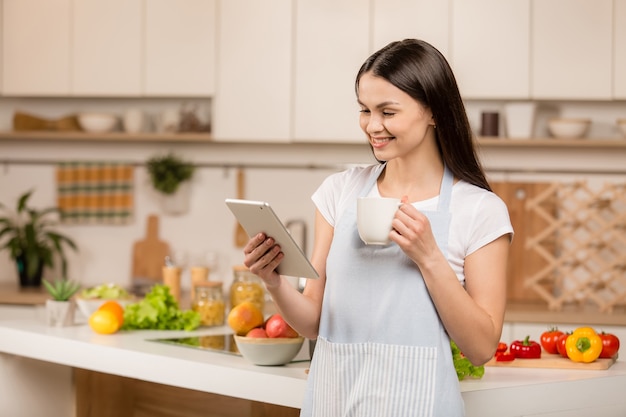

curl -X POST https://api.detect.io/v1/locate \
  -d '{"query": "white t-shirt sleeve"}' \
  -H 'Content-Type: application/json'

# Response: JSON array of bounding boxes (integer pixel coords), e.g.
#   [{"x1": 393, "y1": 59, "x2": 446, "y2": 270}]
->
[
  {"x1": 464, "y1": 190, "x2": 513, "y2": 255},
  {"x1": 312, "y1": 165, "x2": 379, "y2": 227}
]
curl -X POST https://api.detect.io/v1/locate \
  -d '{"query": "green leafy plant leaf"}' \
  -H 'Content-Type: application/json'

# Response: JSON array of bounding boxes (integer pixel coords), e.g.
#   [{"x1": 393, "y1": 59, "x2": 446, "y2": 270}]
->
[
  {"x1": 146, "y1": 153, "x2": 195, "y2": 195},
  {"x1": 122, "y1": 284, "x2": 200, "y2": 331},
  {"x1": 43, "y1": 278, "x2": 81, "y2": 301},
  {"x1": 451, "y1": 340, "x2": 485, "y2": 381}
]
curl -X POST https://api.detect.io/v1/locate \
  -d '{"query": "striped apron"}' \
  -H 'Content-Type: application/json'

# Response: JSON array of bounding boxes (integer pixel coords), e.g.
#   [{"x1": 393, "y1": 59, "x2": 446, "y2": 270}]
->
[{"x1": 301, "y1": 164, "x2": 464, "y2": 417}]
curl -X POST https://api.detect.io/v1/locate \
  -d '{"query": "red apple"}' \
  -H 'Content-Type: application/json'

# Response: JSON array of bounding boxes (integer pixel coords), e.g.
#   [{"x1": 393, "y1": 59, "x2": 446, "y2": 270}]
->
[
  {"x1": 246, "y1": 327, "x2": 268, "y2": 338},
  {"x1": 265, "y1": 314, "x2": 299, "y2": 338}
]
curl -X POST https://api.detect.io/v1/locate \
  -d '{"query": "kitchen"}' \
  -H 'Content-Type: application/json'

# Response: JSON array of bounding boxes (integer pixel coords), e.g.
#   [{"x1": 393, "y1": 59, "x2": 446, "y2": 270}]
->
[{"x1": 1, "y1": 1, "x2": 626, "y2": 416}]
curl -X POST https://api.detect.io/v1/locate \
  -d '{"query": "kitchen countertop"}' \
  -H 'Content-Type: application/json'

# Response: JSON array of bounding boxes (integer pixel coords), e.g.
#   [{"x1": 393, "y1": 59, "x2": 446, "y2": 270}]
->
[{"x1": 1, "y1": 318, "x2": 626, "y2": 416}]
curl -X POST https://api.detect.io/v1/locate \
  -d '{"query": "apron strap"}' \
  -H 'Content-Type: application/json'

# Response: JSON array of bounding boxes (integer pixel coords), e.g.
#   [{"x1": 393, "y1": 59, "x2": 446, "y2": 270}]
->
[{"x1": 437, "y1": 166, "x2": 453, "y2": 212}]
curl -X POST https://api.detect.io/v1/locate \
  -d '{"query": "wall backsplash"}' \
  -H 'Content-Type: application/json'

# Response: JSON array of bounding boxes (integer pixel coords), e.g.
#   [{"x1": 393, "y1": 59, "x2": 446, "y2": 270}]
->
[
  {"x1": 1, "y1": 96, "x2": 625, "y2": 295},
  {"x1": 0, "y1": 138, "x2": 372, "y2": 292}
]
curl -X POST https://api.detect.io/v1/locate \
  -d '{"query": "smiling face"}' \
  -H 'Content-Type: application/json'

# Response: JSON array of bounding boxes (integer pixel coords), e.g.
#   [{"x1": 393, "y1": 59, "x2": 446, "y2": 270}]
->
[{"x1": 357, "y1": 72, "x2": 436, "y2": 163}]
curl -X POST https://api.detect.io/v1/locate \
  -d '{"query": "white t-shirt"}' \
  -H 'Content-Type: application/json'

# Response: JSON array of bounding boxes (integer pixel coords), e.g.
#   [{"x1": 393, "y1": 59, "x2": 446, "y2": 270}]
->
[{"x1": 311, "y1": 164, "x2": 514, "y2": 285}]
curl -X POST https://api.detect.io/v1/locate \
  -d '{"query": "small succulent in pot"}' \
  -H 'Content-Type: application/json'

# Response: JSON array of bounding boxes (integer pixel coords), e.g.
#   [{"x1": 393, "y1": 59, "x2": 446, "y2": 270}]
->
[
  {"x1": 146, "y1": 153, "x2": 195, "y2": 195},
  {"x1": 43, "y1": 278, "x2": 81, "y2": 301},
  {"x1": 0, "y1": 190, "x2": 78, "y2": 287}
]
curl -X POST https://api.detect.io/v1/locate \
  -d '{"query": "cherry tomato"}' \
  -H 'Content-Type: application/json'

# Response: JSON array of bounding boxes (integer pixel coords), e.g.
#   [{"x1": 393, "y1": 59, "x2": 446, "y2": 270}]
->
[
  {"x1": 598, "y1": 332, "x2": 620, "y2": 359},
  {"x1": 496, "y1": 352, "x2": 515, "y2": 362},
  {"x1": 496, "y1": 342, "x2": 508, "y2": 354},
  {"x1": 556, "y1": 332, "x2": 571, "y2": 358},
  {"x1": 540, "y1": 327, "x2": 564, "y2": 354}
]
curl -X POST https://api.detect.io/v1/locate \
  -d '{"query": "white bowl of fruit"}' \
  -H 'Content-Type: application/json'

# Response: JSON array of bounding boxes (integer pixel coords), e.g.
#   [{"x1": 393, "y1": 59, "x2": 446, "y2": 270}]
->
[
  {"x1": 76, "y1": 283, "x2": 135, "y2": 319},
  {"x1": 228, "y1": 303, "x2": 305, "y2": 366}
]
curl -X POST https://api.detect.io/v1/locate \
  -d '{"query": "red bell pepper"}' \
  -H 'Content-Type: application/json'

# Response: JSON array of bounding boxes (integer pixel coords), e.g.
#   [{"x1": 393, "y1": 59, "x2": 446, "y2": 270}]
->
[{"x1": 510, "y1": 335, "x2": 542, "y2": 359}]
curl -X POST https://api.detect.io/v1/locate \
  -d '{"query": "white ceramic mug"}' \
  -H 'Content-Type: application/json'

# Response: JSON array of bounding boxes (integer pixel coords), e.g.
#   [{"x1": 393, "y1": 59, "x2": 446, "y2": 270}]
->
[
  {"x1": 123, "y1": 108, "x2": 146, "y2": 133},
  {"x1": 357, "y1": 197, "x2": 401, "y2": 245}
]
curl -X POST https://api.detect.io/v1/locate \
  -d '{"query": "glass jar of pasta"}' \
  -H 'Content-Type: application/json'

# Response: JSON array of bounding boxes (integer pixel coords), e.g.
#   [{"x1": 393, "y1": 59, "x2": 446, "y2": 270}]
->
[
  {"x1": 229, "y1": 265, "x2": 265, "y2": 313},
  {"x1": 192, "y1": 281, "x2": 225, "y2": 327}
]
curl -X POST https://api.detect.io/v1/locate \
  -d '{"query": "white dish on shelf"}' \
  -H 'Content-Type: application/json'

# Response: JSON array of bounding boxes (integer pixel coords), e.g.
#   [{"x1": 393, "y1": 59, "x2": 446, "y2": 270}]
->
[
  {"x1": 547, "y1": 118, "x2": 591, "y2": 139},
  {"x1": 78, "y1": 112, "x2": 119, "y2": 133}
]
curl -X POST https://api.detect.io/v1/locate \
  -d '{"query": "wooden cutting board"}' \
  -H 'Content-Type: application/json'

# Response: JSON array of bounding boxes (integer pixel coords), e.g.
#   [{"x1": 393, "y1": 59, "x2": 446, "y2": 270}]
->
[
  {"x1": 131, "y1": 214, "x2": 170, "y2": 283},
  {"x1": 485, "y1": 354, "x2": 617, "y2": 370}
]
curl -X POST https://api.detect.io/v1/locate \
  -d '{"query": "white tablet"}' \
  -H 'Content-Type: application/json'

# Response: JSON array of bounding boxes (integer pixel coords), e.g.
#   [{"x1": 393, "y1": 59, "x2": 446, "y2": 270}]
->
[{"x1": 225, "y1": 199, "x2": 319, "y2": 279}]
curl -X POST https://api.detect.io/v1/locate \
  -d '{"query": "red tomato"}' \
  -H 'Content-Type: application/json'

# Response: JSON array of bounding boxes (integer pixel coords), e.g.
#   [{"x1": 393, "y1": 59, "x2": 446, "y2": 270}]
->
[
  {"x1": 598, "y1": 332, "x2": 620, "y2": 359},
  {"x1": 556, "y1": 332, "x2": 570, "y2": 358},
  {"x1": 540, "y1": 328, "x2": 564, "y2": 354},
  {"x1": 496, "y1": 342, "x2": 508, "y2": 354},
  {"x1": 496, "y1": 352, "x2": 515, "y2": 362}
]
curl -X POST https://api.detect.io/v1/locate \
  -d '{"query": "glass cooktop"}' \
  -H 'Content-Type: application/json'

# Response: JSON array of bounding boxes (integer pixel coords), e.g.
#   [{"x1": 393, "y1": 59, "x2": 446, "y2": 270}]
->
[
  {"x1": 150, "y1": 333, "x2": 240, "y2": 356},
  {"x1": 149, "y1": 333, "x2": 311, "y2": 363}
]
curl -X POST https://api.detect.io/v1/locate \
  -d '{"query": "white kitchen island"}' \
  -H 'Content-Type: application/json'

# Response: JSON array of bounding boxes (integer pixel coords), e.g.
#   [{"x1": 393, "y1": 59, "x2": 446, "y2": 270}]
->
[{"x1": 1, "y1": 318, "x2": 625, "y2": 417}]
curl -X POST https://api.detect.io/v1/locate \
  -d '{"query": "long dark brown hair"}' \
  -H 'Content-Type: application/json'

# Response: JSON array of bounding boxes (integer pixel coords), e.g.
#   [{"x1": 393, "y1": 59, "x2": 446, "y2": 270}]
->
[{"x1": 356, "y1": 39, "x2": 491, "y2": 191}]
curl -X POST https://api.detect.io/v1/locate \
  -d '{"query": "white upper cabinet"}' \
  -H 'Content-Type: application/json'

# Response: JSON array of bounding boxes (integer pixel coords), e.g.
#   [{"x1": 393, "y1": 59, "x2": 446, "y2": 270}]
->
[
  {"x1": 372, "y1": 0, "x2": 450, "y2": 58},
  {"x1": 532, "y1": 0, "x2": 613, "y2": 99},
  {"x1": 451, "y1": 0, "x2": 530, "y2": 99},
  {"x1": 2, "y1": 0, "x2": 71, "y2": 95},
  {"x1": 293, "y1": 0, "x2": 369, "y2": 143},
  {"x1": 614, "y1": 0, "x2": 626, "y2": 99},
  {"x1": 144, "y1": 0, "x2": 216, "y2": 97},
  {"x1": 213, "y1": 0, "x2": 292, "y2": 141},
  {"x1": 72, "y1": 0, "x2": 142, "y2": 96}
]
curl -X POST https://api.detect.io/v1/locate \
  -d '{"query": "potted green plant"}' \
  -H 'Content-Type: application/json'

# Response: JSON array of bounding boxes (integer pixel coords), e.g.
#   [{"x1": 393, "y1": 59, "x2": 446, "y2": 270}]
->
[
  {"x1": 0, "y1": 190, "x2": 78, "y2": 287},
  {"x1": 43, "y1": 278, "x2": 80, "y2": 327},
  {"x1": 146, "y1": 153, "x2": 195, "y2": 214}
]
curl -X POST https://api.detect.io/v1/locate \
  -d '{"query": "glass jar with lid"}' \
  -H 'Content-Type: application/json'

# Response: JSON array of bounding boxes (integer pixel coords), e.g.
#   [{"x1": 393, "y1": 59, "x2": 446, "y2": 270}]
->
[
  {"x1": 192, "y1": 281, "x2": 225, "y2": 327},
  {"x1": 229, "y1": 265, "x2": 265, "y2": 312}
]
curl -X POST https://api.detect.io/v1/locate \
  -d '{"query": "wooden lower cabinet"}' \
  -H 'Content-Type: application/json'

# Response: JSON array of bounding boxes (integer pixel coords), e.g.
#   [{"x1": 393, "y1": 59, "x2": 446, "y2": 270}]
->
[{"x1": 74, "y1": 369, "x2": 300, "y2": 417}]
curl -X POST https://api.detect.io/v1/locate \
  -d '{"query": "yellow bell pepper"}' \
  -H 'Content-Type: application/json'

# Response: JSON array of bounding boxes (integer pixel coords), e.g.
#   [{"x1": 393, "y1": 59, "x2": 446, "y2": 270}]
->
[{"x1": 565, "y1": 327, "x2": 603, "y2": 363}]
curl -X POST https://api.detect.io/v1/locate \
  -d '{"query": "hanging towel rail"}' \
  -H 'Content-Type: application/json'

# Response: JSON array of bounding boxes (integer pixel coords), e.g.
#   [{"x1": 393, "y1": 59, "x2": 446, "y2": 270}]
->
[
  {"x1": 0, "y1": 158, "x2": 353, "y2": 172},
  {"x1": 1, "y1": 158, "x2": 626, "y2": 175}
]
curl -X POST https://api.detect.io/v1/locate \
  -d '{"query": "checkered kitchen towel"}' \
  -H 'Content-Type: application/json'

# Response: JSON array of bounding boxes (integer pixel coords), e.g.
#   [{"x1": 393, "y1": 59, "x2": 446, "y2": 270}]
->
[{"x1": 56, "y1": 162, "x2": 134, "y2": 225}]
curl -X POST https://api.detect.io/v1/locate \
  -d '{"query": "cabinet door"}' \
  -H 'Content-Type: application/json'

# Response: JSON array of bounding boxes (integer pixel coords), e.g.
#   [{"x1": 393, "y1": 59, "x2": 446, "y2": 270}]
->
[
  {"x1": 144, "y1": 0, "x2": 216, "y2": 97},
  {"x1": 451, "y1": 0, "x2": 530, "y2": 99},
  {"x1": 293, "y1": 0, "x2": 369, "y2": 143},
  {"x1": 615, "y1": 0, "x2": 626, "y2": 99},
  {"x1": 213, "y1": 0, "x2": 292, "y2": 141},
  {"x1": 1, "y1": 0, "x2": 71, "y2": 95},
  {"x1": 72, "y1": 0, "x2": 142, "y2": 96},
  {"x1": 372, "y1": 0, "x2": 450, "y2": 58},
  {"x1": 532, "y1": 0, "x2": 612, "y2": 99}
]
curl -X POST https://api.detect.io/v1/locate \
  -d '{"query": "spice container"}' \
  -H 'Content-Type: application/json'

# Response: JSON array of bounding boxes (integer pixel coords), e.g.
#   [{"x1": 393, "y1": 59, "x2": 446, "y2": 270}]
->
[
  {"x1": 190, "y1": 266, "x2": 210, "y2": 300},
  {"x1": 192, "y1": 282, "x2": 225, "y2": 327},
  {"x1": 229, "y1": 265, "x2": 265, "y2": 312},
  {"x1": 162, "y1": 266, "x2": 181, "y2": 304}
]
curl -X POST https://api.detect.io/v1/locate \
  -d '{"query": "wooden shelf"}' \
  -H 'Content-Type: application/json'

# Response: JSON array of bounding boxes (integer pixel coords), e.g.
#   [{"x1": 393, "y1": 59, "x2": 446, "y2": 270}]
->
[
  {"x1": 0, "y1": 283, "x2": 49, "y2": 305},
  {"x1": 0, "y1": 131, "x2": 212, "y2": 143},
  {"x1": 478, "y1": 137, "x2": 626, "y2": 148},
  {"x1": 1, "y1": 131, "x2": 625, "y2": 147}
]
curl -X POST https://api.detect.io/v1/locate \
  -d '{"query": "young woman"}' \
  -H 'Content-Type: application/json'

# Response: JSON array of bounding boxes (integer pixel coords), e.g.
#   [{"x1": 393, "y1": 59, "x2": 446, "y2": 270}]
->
[{"x1": 243, "y1": 39, "x2": 513, "y2": 417}]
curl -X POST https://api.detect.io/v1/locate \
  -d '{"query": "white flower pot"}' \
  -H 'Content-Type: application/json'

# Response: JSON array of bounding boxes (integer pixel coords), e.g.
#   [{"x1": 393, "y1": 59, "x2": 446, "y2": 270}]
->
[
  {"x1": 160, "y1": 181, "x2": 191, "y2": 215},
  {"x1": 46, "y1": 300, "x2": 75, "y2": 327}
]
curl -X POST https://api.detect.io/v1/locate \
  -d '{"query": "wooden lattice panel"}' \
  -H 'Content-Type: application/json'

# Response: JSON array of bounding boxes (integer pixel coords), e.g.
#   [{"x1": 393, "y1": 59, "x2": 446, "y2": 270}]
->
[{"x1": 524, "y1": 181, "x2": 626, "y2": 312}]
